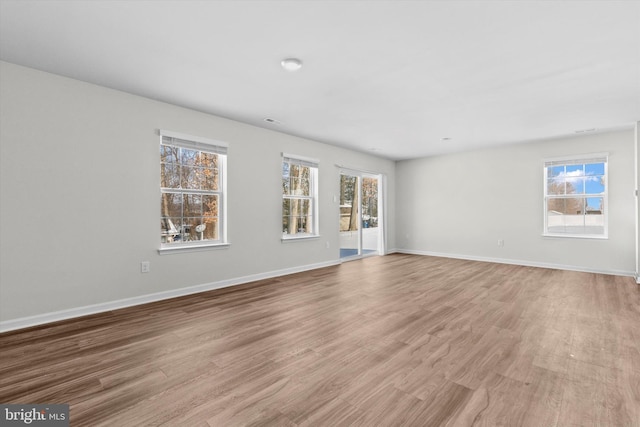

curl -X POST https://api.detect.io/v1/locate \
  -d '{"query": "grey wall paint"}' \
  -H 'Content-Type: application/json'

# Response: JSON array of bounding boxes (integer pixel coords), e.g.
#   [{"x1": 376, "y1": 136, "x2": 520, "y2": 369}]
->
[
  {"x1": 0, "y1": 61, "x2": 396, "y2": 322},
  {"x1": 396, "y1": 130, "x2": 636, "y2": 275},
  {"x1": 1, "y1": 60, "x2": 636, "y2": 325}
]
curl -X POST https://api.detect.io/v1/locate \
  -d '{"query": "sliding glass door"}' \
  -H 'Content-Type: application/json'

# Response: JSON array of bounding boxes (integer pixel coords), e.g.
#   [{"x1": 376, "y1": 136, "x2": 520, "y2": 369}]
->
[
  {"x1": 361, "y1": 176, "x2": 380, "y2": 255},
  {"x1": 339, "y1": 172, "x2": 382, "y2": 260},
  {"x1": 339, "y1": 174, "x2": 360, "y2": 258}
]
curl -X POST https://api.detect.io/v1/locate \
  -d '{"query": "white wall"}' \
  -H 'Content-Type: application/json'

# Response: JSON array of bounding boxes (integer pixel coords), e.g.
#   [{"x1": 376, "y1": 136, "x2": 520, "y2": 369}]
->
[
  {"x1": 0, "y1": 61, "x2": 396, "y2": 328},
  {"x1": 396, "y1": 130, "x2": 636, "y2": 276}
]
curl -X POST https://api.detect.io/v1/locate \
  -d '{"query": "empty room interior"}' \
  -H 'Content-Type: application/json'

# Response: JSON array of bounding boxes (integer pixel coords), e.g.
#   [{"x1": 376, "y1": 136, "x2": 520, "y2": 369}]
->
[{"x1": 1, "y1": 1, "x2": 639, "y2": 426}]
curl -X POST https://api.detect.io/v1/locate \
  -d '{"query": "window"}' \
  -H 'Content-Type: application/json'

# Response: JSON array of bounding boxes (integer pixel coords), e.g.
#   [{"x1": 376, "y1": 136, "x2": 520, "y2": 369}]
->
[
  {"x1": 160, "y1": 130, "x2": 227, "y2": 249},
  {"x1": 282, "y1": 153, "x2": 319, "y2": 239},
  {"x1": 543, "y1": 154, "x2": 607, "y2": 238}
]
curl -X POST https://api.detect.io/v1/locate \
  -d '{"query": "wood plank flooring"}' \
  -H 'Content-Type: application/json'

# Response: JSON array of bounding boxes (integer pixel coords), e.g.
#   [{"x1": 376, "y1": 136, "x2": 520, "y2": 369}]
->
[{"x1": 1, "y1": 254, "x2": 639, "y2": 426}]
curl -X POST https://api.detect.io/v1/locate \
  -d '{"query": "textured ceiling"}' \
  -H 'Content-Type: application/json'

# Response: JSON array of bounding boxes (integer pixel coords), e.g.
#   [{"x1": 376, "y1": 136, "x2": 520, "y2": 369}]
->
[{"x1": 1, "y1": 0, "x2": 639, "y2": 160}]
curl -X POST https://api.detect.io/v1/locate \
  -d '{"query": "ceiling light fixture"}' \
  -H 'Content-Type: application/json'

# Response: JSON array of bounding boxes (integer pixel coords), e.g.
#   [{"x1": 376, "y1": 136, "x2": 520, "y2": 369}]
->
[
  {"x1": 440, "y1": 137, "x2": 452, "y2": 141},
  {"x1": 281, "y1": 58, "x2": 303, "y2": 72}
]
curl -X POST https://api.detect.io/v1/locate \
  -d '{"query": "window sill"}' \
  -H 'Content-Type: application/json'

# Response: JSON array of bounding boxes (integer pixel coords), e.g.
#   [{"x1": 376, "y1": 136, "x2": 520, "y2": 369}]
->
[
  {"x1": 281, "y1": 235, "x2": 321, "y2": 243},
  {"x1": 542, "y1": 233, "x2": 608, "y2": 240},
  {"x1": 158, "y1": 242, "x2": 230, "y2": 255}
]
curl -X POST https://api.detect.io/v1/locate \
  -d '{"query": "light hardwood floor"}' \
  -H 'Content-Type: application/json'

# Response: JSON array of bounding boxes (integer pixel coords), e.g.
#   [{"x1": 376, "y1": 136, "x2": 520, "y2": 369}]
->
[{"x1": 1, "y1": 254, "x2": 639, "y2": 426}]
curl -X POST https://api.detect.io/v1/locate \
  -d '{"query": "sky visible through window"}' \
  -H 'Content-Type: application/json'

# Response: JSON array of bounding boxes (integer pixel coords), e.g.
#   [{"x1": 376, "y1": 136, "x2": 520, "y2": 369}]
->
[{"x1": 547, "y1": 162, "x2": 605, "y2": 210}]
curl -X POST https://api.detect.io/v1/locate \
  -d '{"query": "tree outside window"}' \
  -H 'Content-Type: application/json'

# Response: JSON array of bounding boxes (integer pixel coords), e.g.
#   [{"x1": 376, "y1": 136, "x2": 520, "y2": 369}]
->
[
  {"x1": 282, "y1": 155, "x2": 318, "y2": 238},
  {"x1": 160, "y1": 132, "x2": 227, "y2": 248}
]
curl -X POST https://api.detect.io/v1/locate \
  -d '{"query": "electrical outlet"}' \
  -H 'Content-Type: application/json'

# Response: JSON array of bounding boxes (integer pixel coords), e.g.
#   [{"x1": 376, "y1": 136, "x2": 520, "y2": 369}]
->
[
  {"x1": 140, "y1": 261, "x2": 150, "y2": 273},
  {"x1": 497, "y1": 239, "x2": 504, "y2": 247},
  {"x1": 326, "y1": 241, "x2": 330, "y2": 249}
]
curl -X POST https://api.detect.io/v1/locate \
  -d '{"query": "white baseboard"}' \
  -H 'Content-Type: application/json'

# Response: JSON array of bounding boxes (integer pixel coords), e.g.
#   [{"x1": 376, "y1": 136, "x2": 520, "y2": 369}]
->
[
  {"x1": 0, "y1": 260, "x2": 340, "y2": 333},
  {"x1": 395, "y1": 249, "x2": 637, "y2": 278}
]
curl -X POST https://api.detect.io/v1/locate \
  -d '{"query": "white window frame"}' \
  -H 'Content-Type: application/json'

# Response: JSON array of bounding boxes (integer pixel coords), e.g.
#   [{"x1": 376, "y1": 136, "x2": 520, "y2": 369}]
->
[
  {"x1": 159, "y1": 130, "x2": 229, "y2": 253},
  {"x1": 282, "y1": 153, "x2": 320, "y2": 241},
  {"x1": 543, "y1": 153, "x2": 608, "y2": 239}
]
